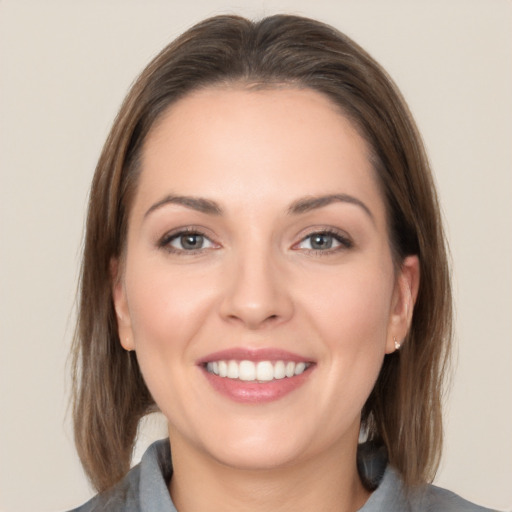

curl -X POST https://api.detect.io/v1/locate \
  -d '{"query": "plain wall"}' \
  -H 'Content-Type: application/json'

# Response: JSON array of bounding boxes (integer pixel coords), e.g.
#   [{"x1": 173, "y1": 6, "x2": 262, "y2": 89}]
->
[{"x1": 0, "y1": 1, "x2": 511, "y2": 510}]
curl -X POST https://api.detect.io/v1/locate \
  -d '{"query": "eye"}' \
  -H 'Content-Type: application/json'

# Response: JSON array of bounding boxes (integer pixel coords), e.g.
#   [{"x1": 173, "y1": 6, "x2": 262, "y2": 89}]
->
[
  {"x1": 160, "y1": 230, "x2": 218, "y2": 253},
  {"x1": 295, "y1": 230, "x2": 352, "y2": 252}
]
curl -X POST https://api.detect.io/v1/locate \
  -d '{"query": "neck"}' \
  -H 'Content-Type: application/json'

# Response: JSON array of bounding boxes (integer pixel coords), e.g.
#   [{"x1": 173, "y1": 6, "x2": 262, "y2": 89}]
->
[{"x1": 168, "y1": 432, "x2": 371, "y2": 512}]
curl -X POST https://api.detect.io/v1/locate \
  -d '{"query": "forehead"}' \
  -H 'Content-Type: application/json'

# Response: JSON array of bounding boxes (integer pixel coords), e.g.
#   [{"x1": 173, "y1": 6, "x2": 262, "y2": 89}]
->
[{"x1": 134, "y1": 86, "x2": 385, "y2": 222}]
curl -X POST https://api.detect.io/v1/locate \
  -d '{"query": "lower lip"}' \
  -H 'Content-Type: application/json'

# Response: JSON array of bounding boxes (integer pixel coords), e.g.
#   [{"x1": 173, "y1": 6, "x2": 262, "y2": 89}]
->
[{"x1": 201, "y1": 367, "x2": 313, "y2": 403}]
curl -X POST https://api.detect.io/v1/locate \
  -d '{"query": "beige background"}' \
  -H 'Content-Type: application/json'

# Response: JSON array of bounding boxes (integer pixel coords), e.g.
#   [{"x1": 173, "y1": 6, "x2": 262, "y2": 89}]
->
[{"x1": 0, "y1": 1, "x2": 511, "y2": 511}]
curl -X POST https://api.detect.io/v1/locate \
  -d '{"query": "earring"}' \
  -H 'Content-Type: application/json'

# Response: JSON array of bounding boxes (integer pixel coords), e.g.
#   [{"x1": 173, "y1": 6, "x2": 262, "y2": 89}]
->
[{"x1": 394, "y1": 337, "x2": 401, "y2": 350}]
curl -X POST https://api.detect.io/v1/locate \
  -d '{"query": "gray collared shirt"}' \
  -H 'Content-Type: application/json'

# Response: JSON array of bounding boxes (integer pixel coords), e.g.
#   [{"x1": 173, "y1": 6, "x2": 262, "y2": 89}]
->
[{"x1": 71, "y1": 439, "x2": 498, "y2": 511}]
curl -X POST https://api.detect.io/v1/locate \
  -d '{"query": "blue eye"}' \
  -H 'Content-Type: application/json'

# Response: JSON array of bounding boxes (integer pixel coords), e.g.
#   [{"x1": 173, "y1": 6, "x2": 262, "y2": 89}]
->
[{"x1": 297, "y1": 231, "x2": 352, "y2": 252}]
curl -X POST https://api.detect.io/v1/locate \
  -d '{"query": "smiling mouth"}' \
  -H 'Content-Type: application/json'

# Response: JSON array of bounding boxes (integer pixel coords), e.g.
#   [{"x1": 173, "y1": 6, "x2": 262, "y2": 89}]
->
[{"x1": 205, "y1": 360, "x2": 312, "y2": 382}]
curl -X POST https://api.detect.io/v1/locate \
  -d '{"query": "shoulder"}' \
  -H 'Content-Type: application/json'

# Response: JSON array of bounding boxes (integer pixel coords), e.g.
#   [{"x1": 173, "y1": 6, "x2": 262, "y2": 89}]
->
[
  {"x1": 419, "y1": 483, "x2": 500, "y2": 512},
  {"x1": 68, "y1": 465, "x2": 142, "y2": 512},
  {"x1": 360, "y1": 464, "x2": 499, "y2": 512},
  {"x1": 68, "y1": 439, "x2": 174, "y2": 512}
]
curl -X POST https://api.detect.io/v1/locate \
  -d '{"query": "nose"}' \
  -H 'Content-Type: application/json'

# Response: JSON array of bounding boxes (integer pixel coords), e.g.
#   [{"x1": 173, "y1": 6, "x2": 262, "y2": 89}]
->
[{"x1": 219, "y1": 247, "x2": 294, "y2": 330}]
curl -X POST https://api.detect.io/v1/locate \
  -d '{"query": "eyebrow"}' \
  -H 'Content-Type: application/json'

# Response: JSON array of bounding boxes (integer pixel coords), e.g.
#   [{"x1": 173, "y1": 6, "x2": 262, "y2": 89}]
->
[
  {"x1": 144, "y1": 195, "x2": 223, "y2": 218},
  {"x1": 144, "y1": 193, "x2": 374, "y2": 222},
  {"x1": 287, "y1": 194, "x2": 374, "y2": 222}
]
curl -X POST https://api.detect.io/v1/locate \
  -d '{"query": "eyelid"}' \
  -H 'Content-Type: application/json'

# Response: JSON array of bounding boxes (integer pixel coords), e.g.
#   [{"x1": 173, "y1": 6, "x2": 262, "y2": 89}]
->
[
  {"x1": 292, "y1": 227, "x2": 353, "y2": 253},
  {"x1": 158, "y1": 226, "x2": 220, "y2": 254}
]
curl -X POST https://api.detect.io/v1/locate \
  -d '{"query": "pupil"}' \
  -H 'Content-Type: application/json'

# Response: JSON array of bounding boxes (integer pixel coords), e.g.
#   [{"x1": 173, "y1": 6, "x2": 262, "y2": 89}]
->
[
  {"x1": 181, "y1": 234, "x2": 203, "y2": 249},
  {"x1": 311, "y1": 234, "x2": 332, "y2": 250}
]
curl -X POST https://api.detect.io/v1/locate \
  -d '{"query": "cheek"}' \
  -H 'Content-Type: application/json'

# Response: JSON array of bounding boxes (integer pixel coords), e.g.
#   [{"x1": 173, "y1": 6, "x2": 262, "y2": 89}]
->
[
  {"x1": 123, "y1": 260, "x2": 220, "y2": 419},
  {"x1": 124, "y1": 258, "x2": 218, "y2": 357},
  {"x1": 296, "y1": 260, "x2": 394, "y2": 414},
  {"x1": 300, "y1": 262, "x2": 395, "y2": 351},
  {"x1": 122, "y1": 256, "x2": 247, "y2": 434}
]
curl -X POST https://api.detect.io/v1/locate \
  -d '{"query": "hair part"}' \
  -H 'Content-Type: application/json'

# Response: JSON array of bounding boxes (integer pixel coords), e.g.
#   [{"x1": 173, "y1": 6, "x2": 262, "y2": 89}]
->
[{"x1": 72, "y1": 14, "x2": 452, "y2": 492}]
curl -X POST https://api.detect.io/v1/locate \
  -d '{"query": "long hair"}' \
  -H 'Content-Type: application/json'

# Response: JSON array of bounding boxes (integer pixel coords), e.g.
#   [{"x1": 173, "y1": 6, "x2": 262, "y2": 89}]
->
[{"x1": 72, "y1": 14, "x2": 452, "y2": 492}]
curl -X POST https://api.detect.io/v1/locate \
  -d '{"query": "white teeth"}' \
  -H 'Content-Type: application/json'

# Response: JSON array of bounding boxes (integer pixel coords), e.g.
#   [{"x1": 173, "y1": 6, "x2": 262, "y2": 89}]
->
[
  {"x1": 205, "y1": 359, "x2": 310, "y2": 382},
  {"x1": 256, "y1": 361, "x2": 274, "y2": 382},
  {"x1": 239, "y1": 360, "x2": 256, "y2": 381},
  {"x1": 285, "y1": 361, "x2": 295, "y2": 378},
  {"x1": 218, "y1": 360, "x2": 228, "y2": 377},
  {"x1": 227, "y1": 360, "x2": 239, "y2": 379},
  {"x1": 294, "y1": 362, "x2": 306, "y2": 375},
  {"x1": 274, "y1": 360, "x2": 286, "y2": 380}
]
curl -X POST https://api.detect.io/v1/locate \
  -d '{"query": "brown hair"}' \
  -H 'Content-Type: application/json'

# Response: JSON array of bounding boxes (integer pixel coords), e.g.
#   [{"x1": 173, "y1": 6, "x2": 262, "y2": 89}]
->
[{"x1": 72, "y1": 14, "x2": 452, "y2": 492}]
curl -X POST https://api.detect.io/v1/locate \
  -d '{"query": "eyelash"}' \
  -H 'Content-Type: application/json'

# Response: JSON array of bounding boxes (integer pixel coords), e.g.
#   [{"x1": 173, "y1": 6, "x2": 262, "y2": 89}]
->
[
  {"x1": 293, "y1": 229, "x2": 353, "y2": 255},
  {"x1": 158, "y1": 228, "x2": 353, "y2": 255},
  {"x1": 158, "y1": 227, "x2": 218, "y2": 255}
]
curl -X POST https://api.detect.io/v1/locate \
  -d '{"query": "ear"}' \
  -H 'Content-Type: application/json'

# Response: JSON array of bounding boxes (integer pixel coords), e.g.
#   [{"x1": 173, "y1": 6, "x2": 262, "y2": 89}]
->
[
  {"x1": 385, "y1": 255, "x2": 420, "y2": 354},
  {"x1": 111, "y1": 258, "x2": 135, "y2": 351}
]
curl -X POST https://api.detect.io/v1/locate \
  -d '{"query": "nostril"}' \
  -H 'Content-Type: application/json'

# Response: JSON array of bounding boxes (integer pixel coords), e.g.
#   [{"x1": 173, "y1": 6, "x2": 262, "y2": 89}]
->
[
  {"x1": 219, "y1": 272, "x2": 295, "y2": 328},
  {"x1": 224, "y1": 311, "x2": 282, "y2": 330}
]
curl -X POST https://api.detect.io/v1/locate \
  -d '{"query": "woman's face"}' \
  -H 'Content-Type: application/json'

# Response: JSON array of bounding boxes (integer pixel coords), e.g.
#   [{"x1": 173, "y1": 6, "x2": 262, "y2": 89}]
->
[{"x1": 113, "y1": 87, "x2": 417, "y2": 471}]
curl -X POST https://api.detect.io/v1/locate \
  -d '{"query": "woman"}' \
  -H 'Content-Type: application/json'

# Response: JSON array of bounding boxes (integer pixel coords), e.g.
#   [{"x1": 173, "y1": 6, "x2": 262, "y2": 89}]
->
[{"x1": 71, "y1": 14, "x2": 495, "y2": 512}]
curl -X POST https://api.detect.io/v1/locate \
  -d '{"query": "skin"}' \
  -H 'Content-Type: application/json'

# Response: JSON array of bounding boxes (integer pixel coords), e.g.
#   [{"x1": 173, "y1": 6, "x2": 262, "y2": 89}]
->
[{"x1": 113, "y1": 87, "x2": 419, "y2": 512}]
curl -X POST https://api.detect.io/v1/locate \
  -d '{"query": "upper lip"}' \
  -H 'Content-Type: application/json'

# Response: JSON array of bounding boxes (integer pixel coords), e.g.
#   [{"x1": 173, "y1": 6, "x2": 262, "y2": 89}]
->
[{"x1": 196, "y1": 348, "x2": 313, "y2": 365}]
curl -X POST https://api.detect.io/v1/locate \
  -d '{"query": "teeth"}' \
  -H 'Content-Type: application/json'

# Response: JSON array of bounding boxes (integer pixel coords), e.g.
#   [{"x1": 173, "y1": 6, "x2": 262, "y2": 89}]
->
[
  {"x1": 285, "y1": 361, "x2": 295, "y2": 378},
  {"x1": 218, "y1": 360, "x2": 228, "y2": 377},
  {"x1": 239, "y1": 360, "x2": 256, "y2": 381},
  {"x1": 294, "y1": 362, "x2": 306, "y2": 375},
  {"x1": 256, "y1": 361, "x2": 274, "y2": 382},
  {"x1": 274, "y1": 360, "x2": 286, "y2": 379},
  {"x1": 205, "y1": 359, "x2": 310, "y2": 382},
  {"x1": 227, "y1": 360, "x2": 239, "y2": 379}
]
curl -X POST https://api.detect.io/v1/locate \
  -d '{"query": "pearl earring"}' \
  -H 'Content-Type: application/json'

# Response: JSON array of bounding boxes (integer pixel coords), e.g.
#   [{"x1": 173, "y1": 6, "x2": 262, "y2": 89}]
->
[{"x1": 394, "y1": 337, "x2": 401, "y2": 350}]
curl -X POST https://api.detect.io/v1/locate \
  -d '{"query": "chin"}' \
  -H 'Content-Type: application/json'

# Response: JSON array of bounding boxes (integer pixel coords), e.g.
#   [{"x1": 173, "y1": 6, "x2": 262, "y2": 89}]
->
[{"x1": 206, "y1": 438, "x2": 307, "y2": 472}]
